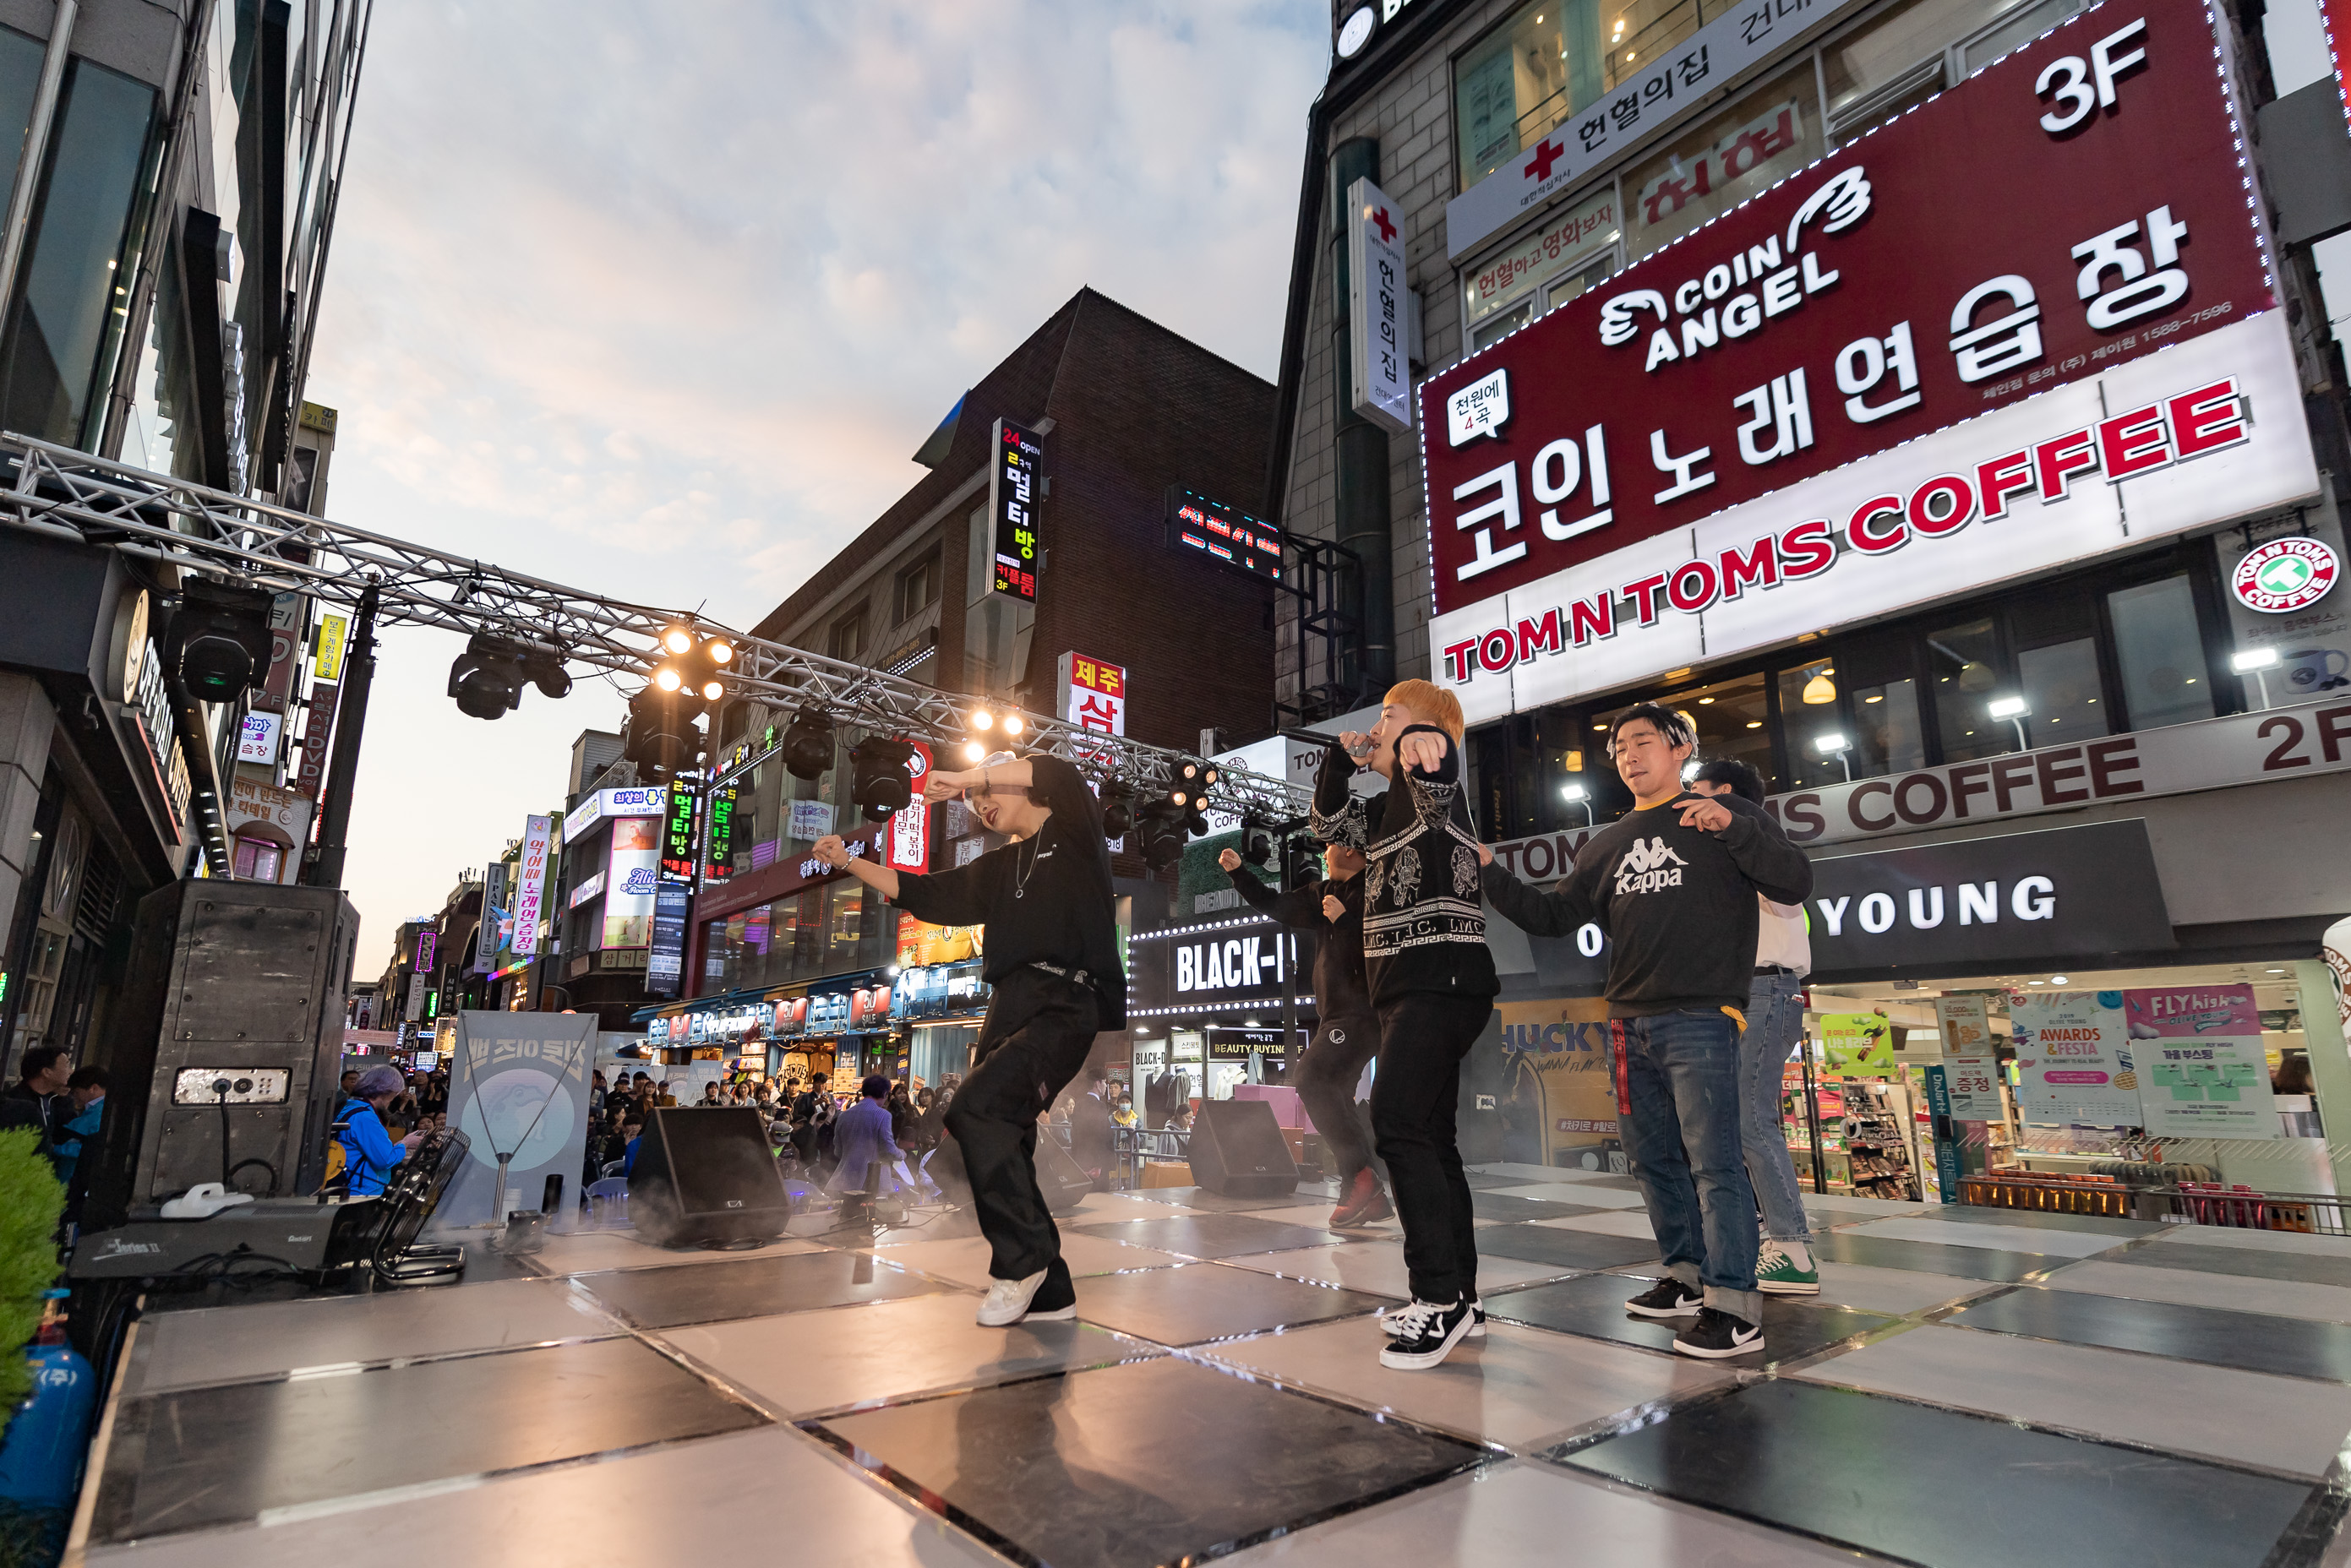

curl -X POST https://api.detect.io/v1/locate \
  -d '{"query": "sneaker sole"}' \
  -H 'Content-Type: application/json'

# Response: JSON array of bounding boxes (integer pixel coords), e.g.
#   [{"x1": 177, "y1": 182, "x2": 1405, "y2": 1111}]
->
[
  {"x1": 1757, "y1": 1280, "x2": 1820, "y2": 1295},
  {"x1": 1672, "y1": 1332, "x2": 1766, "y2": 1359},
  {"x1": 1378, "y1": 1310, "x2": 1481, "y2": 1369},
  {"x1": 1623, "y1": 1298, "x2": 1702, "y2": 1319},
  {"x1": 1021, "y1": 1303, "x2": 1078, "y2": 1321}
]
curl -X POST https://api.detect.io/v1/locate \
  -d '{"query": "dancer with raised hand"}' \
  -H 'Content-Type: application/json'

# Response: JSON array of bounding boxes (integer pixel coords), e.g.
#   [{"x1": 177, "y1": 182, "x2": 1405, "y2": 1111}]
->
[
  {"x1": 1312, "y1": 680, "x2": 1497, "y2": 1370},
  {"x1": 1479, "y1": 705, "x2": 1813, "y2": 1358},
  {"x1": 814, "y1": 748, "x2": 1121, "y2": 1326}
]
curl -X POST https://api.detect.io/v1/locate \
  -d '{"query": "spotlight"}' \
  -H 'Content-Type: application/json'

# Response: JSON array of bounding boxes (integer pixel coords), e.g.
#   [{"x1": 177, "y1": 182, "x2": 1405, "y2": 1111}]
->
[
  {"x1": 1002, "y1": 713, "x2": 1024, "y2": 738},
  {"x1": 521, "y1": 651, "x2": 572, "y2": 700},
  {"x1": 1281, "y1": 831, "x2": 1323, "y2": 890},
  {"x1": 660, "y1": 624, "x2": 695, "y2": 656},
  {"x1": 1135, "y1": 798, "x2": 1186, "y2": 869},
  {"x1": 1241, "y1": 813, "x2": 1274, "y2": 868},
  {"x1": 447, "y1": 633, "x2": 529, "y2": 720},
  {"x1": 962, "y1": 739, "x2": 985, "y2": 763},
  {"x1": 653, "y1": 665, "x2": 683, "y2": 692},
  {"x1": 781, "y1": 710, "x2": 836, "y2": 780},
  {"x1": 970, "y1": 709, "x2": 994, "y2": 731},
  {"x1": 706, "y1": 639, "x2": 734, "y2": 665},
  {"x1": 1100, "y1": 778, "x2": 1137, "y2": 839},
  {"x1": 701, "y1": 679, "x2": 724, "y2": 703},
  {"x1": 166, "y1": 580, "x2": 274, "y2": 701},
  {"x1": 1986, "y1": 695, "x2": 2030, "y2": 720},
  {"x1": 850, "y1": 738, "x2": 920, "y2": 821}
]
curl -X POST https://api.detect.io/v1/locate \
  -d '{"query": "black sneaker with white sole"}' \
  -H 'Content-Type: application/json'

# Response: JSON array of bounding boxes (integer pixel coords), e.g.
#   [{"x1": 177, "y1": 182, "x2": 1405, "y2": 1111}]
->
[
  {"x1": 1672, "y1": 1306, "x2": 1765, "y2": 1358},
  {"x1": 1623, "y1": 1277, "x2": 1703, "y2": 1318},
  {"x1": 1378, "y1": 1297, "x2": 1478, "y2": 1370},
  {"x1": 1382, "y1": 1296, "x2": 1485, "y2": 1338}
]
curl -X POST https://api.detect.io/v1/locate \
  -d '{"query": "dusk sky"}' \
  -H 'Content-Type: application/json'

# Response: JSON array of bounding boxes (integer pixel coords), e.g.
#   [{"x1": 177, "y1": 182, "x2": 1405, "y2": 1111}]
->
[
  {"x1": 309, "y1": 3, "x2": 1328, "y2": 976},
  {"x1": 309, "y1": 0, "x2": 2347, "y2": 979}
]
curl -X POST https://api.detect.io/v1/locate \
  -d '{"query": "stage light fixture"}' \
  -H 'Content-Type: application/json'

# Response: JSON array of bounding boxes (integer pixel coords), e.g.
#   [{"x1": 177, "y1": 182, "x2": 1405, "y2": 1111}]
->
[
  {"x1": 166, "y1": 580, "x2": 275, "y2": 702},
  {"x1": 447, "y1": 633, "x2": 530, "y2": 720},
  {"x1": 962, "y1": 739, "x2": 985, "y2": 763},
  {"x1": 1135, "y1": 798, "x2": 1187, "y2": 869},
  {"x1": 1100, "y1": 779, "x2": 1136, "y2": 839},
  {"x1": 521, "y1": 651, "x2": 572, "y2": 700},
  {"x1": 660, "y1": 624, "x2": 695, "y2": 656},
  {"x1": 653, "y1": 665, "x2": 683, "y2": 692},
  {"x1": 850, "y1": 738, "x2": 921, "y2": 821},
  {"x1": 970, "y1": 709, "x2": 994, "y2": 730},
  {"x1": 1241, "y1": 813, "x2": 1274, "y2": 868},
  {"x1": 782, "y1": 710, "x2": 837, "y2": 780},
  {"x1": 1001, "y1": 713, "x2": 1024, "y2": 738}
]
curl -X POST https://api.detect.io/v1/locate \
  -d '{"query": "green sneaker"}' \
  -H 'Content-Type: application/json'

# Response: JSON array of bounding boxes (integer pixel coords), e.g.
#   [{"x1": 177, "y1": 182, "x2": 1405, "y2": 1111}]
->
[{"x1": 1757, "y1": 1239, "x2": 1819, "y2": 1296}]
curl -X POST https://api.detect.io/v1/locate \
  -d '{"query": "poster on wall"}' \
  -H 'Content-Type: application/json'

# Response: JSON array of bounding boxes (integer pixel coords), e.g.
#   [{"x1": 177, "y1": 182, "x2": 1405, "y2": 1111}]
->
[
  {"x1": 1495, "y1": 999, "x2": 1619, "y2": 1164},
  {"x1": 1819, "y1": 1013, "x2": 1893, "y2": 1079},
  {"x1": 2010, "y1": 991, "x2": 2140, "y2": 1127},
  {"x1": 1932, "y1": 994, "x2": 2005, "y2": 1120},
  {"x1": 603, "y1": 815, "x2": 662, "y2": 948},
  {"x1": 2124, "y1": 984, "x2": 2280, "y2": 1138}
]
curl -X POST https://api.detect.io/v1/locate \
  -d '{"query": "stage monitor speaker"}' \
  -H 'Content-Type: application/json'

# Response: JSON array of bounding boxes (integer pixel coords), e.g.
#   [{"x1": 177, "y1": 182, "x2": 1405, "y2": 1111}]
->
[
  {"x1": 630, "y1": 1108, "x2": 794, "y2": 1245},
  {"x1": 1188, "y1": 1099, "x2": 1299, "y2": 1198},
  {"x1": 1035, "y1": 1131, "x2": 1095, "y2": 1215}
]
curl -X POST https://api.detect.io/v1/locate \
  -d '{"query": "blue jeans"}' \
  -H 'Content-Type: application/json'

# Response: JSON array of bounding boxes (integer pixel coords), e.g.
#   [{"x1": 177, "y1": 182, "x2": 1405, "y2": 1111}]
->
[
  {"x1": 1740, "y1": 972, "x2": 1813, "y2": 1244},
  {"x1": 1614, "y1": 1009, "x2": 1762, "y2": 1324}
]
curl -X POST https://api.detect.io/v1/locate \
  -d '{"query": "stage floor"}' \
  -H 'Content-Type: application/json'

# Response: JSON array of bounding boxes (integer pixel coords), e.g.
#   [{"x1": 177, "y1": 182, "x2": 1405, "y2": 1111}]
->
[{"x1": 70, "y1": 1166, "x2": 2351, "y2": 1567}]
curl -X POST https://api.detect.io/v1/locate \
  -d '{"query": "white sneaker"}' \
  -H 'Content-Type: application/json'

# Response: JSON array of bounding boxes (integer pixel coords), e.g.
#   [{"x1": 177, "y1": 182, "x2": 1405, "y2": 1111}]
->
[{"x1": 977, "y1": 1268, "x2": 1049, "y2": 1326}]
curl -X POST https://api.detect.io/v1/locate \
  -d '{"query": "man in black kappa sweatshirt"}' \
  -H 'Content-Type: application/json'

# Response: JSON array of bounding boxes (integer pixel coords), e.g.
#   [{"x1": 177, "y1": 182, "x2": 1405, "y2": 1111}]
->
[
  {"x1": 1219, "y1": 839, "x2": 1389, "y2": 1228},
  {"x1": 1480, "y1": 703, "x2": 1813, "y2": 1360},
  {"x1": 1312, "y1": 679, "x2": 1498, "y2": 1371}
]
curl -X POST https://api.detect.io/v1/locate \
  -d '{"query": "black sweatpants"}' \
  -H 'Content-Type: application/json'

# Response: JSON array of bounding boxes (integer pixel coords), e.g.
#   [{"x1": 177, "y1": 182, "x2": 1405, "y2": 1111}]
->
[
  {"x1": 941, "y1": 967, "x2": 1102, "y2": 1287},
  {"x1": 1372, "y1": 993, "x2": 1492, "y2": 1305},
  {"x1": 1293, "y1": 1014, "x2": 1381, "y2": 1184}
]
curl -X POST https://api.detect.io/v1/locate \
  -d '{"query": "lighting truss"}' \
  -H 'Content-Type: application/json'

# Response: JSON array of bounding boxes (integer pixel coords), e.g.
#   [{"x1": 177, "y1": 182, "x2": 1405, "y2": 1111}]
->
[{"x1": 0, "y1": 432, "x2": 1307, "y2": 816}]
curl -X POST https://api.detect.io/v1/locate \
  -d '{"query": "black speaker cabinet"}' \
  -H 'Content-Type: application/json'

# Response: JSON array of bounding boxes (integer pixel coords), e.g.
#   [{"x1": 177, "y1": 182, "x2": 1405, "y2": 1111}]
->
[
  {"x1": 83, "y1": 880, "x2": 359, "y2": 1229},
  {"x1": 630, "y1": 1107, "x2": 794, "y2": 1245},
  {"x1": 1188, "y1": 1098, "x2": 1299, "y2": 1198},
  {"x1": 1034, "y1": 1130, "x2": 1095, "y2": 1215}
]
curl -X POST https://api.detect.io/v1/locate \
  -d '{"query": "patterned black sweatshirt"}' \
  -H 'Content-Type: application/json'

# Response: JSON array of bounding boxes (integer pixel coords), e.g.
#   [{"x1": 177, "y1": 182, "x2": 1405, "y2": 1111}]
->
[{"x1": 1309, "y1": 725, "x2": 1498, "y2": 1005}]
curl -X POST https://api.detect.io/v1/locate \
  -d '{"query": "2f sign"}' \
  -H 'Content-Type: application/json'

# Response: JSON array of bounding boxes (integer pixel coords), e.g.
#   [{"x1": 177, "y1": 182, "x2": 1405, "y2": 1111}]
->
[
  {"x1": 1449, "y1": 369, "x2": 1509, "y2": 447},
  {"x1": 2037, "y1": 18, "x2": 2148, "y2": 132}
]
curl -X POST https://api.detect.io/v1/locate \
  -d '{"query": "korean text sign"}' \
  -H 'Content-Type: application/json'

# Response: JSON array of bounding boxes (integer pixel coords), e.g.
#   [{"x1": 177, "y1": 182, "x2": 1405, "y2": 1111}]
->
[
  {"x1": 2123, "y1": 983, "x2": 2278, "y2": 1137},
  {"x1": 990, "y1": 418, "x2": 1044, "y2": 602},
  {"x1": 511, "y1": 814, "x2": 551, "y2": 956},
  {"x1": 1420, "y1": 0, "x2": 2309, "y2": 720}
]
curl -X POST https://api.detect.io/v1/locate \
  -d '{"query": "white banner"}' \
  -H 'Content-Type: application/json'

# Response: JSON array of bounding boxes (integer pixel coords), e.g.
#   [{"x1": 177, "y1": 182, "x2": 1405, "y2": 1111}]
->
[{"x1": 511, "y1": 814, "x2": 551, "y2": 957}]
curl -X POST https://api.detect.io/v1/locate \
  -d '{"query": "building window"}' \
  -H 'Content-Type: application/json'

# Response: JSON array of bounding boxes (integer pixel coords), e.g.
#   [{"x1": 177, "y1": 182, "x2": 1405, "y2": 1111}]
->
[
  {"x1": 1465, "y1": 187, "x2": 1623, "y2": 353},
  {"x1": 1457, "y1": 0, "x2": 1698, "y2": 193},
  {"x1": 1926, "y1": 615, "x2": 2005, "y2": 764},
  {"x1": 2108, "y1": 575, "x2": 2212, "y2": 732},
  {"x1": 1625, "y1": 66, "x2": 1821, "y2": 260},
  {"x1": 1824, "y1": 0, "x2": 2086, "y2": 139},
  {"x1": 895, "y1": 550, "x2": 941, "y2": 622},
  {"x1": 828, "y1": 605, "x2": 865, "y2": 662},
  {"x1": 232, "y1": 836, "x2": 284, "y2": 882},
  {"x1": 0, "y1": 55, "x2": 159, "y2": 448}
]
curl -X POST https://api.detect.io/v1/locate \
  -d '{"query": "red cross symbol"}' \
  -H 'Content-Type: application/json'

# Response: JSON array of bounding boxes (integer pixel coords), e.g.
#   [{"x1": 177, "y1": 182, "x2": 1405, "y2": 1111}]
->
[
  {"x1": 1372, "y1": 206, "x2": 1397, "y2": 244},
  {"x1": 1524, "y1": 138, "x2": 1565, "y2": 181}
]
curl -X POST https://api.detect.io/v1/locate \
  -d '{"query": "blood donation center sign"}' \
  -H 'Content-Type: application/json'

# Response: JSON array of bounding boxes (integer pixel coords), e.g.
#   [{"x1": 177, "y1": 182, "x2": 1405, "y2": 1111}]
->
[{"x1": 1420, "y1": 0, "x2": 2319, "y2": 725}]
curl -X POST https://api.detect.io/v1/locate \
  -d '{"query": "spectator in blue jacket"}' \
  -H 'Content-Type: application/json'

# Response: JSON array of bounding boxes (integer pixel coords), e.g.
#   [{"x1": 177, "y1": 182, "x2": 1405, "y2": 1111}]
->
[
  {"x1": 52, "y1": 1067, "x2": 107, "y2": 1188},
  {"x1": 339, "y1": 1065, "x2": 423, "y2": 1195}
]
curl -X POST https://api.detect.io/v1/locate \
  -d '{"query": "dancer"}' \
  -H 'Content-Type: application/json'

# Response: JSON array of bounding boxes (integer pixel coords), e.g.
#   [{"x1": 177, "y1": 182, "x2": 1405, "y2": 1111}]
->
[
  {"x1": 1312, "y1": 681, "x2": 1497, "y2": 1370},
  {"x1": 1218, "y1": 838, "x2": 1389, "y2": 1227},
  {"x1": 814, "y1": 749, "x2": 1121, "y2": 1326},
  {"x1": 1691, "y1": 759, "x2": 1819, "y2": 1296},
  {"x1": 1480, "y1": 705, "x2": 1812, "y2": 1358}
]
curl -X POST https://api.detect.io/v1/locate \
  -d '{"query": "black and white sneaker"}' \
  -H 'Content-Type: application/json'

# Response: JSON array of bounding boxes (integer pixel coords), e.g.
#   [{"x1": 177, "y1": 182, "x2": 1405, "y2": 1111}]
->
[
  {"x1": 1672, "y1": 1306, "x2": 1765, "y2": 1359},
  {"x1": 1378, "y1": 1298, "x2": 1478, "y2": 1370},
  {"x1": 1623, "y1": 1277, "x2": 1703, "y2": 1318},
  {"x1": 1381, "y1": 1295, "x2": 1485, "y2": 1338}
]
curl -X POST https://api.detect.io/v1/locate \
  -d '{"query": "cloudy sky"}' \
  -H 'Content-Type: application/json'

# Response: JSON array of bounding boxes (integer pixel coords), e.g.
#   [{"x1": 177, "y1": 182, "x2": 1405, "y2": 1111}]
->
[{"x1": 308, "y1": 2, "x2": 1329, "y2": 977}]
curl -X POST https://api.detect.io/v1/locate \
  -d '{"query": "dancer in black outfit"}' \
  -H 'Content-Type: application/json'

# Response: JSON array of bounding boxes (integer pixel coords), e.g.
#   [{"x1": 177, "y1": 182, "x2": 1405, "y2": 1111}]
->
[
  {"x1": 1312, "y1": 679, "x2": 1497, "y2": 1370},
  {"x1": 1219, "y1": 840, "x2": 1390, "y2": 1227},
  {"x1": 814, "y1": 749, "x2": 1122, "y2": 1326}
]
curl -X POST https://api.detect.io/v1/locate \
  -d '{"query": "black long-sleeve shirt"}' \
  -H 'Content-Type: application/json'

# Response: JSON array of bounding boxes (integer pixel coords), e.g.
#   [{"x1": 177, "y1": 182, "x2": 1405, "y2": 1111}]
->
[
  {"x1": 1481, "y1": 791, "x2": 1812, "y2": 1018},
  {"x1": 1310, "y1": 725, "x2": 1497, "y2": 1005},
  {"x1": 890, "y1": 754, "x2": 1126, "y2": 1027},
  {"x1": 1227, "y1": 863, "x2": 1373, "y2": 1020}
]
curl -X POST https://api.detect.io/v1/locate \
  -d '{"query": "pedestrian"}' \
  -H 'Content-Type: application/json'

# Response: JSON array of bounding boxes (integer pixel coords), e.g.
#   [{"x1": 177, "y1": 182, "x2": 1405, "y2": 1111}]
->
[
  {"x1": 1480, "y1": 703, "x2": 1813, "y2": 1358},
  {"x1": 0, "y1": 1045, "x2": 71, "y2": 1163},
  {"x1": 589, "y1": 1070, "x2": 608, "y2": 1116},
  {"x1": 1692, "y1": 758, "x2": 1819, "y2": 1296},
  {"x1": 53, "y1": 1067, "x2": 107, "y2": 1190},
  {"x1": 620, "y1": 1113, "x2": 648, "y2": 1176},
  {"x1": 1067, "y1": 1074, "x2": 1115, "y2": 1182},
  {"x1": 813, "y1": 747, "x2": 1123, "y2": 1327},
  {"x1": 1313, "y1": 680, "x2": 1498, "y2": 1370},
  {"x1": 1220, "y1": 837, "x2": 1389, "y2": 1228},
  {"x1": 337, "y1": 1065, "x2": 425, "y2": 1195},
  {"x1": 830, "y1": 1075, "x2": 905, "y2": 1212}
]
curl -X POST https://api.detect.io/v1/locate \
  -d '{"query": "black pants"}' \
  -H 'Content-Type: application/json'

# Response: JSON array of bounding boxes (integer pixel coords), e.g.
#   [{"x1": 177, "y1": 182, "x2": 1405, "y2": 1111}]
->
[
  {"x1": 1372, "y1": 993, "x2": 1491, "y2": 1304},
  {"x1": 941, "y1": 967, "x2": 1102, "y2": 1285},
  {"x1": 1293, "y1": 1014, "x2": 1381, "y2": 1184}
]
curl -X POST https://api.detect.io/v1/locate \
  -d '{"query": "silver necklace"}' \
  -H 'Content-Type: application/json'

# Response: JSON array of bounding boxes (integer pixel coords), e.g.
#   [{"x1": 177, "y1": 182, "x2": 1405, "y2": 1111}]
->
[{"x1": 1012, "y1": 835, "x2": 1041, "y2": 899}]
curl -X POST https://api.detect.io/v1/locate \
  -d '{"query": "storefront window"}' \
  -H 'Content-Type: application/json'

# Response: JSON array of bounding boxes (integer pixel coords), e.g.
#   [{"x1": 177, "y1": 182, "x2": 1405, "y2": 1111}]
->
[
  {"x1": 2016, "y1": 637, "x2": 2107, "y2": 745},
  {"x1": 1927, "y1": 616, "x2": 2005, "y2": 763},
  {"x1": 2108, "y1": 574, "x2": 2212, "y2": 731},
  {"x1": 1457, "y1": 0, "x2": 1597, "y2": 191},
  {"x1": 1776, "y1": 659, "x2": 1849, "y2": 787},
  {"x1": 0, "y1": 57, "x2": 159, "y2": 448},
  {"x1": 1624, "y1": 67, "x2": 1820, "y2": 259}
]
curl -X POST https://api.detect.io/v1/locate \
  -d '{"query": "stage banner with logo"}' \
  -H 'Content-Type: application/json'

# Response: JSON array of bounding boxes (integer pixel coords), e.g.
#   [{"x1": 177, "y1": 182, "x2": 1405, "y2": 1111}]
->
[
  {"x1": 436, "y1": 1011, "x2": 596, "y2": 1228},
  {"x1": 2123, "y1": 983, "x2": 2279, "y2": 1138},
  {"x1": 2010, "y1": 990, "x2": 2140, "y2": 1127}
]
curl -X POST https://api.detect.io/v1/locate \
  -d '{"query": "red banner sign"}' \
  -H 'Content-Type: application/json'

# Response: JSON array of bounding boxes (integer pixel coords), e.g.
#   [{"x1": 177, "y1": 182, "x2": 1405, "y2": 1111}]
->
[{"x1": 1420, "y1": 0, "x2": 2274, "y2": 618}]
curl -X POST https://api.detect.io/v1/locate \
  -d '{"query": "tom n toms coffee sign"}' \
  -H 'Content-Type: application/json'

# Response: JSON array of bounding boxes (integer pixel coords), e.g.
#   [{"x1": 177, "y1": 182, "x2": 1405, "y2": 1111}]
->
[
  {"x1": 1421, "y1": 0, "x2": 2317, "y2": 727},
  {"x1": 1803, "y1": 819, "x2": 2173, "y2": 974}
]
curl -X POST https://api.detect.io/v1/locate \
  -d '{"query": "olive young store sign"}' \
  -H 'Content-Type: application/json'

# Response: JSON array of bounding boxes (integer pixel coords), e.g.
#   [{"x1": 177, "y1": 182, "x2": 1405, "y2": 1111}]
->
[{"x1": 1421, "y1": 0, "x2": 2319, "y2": 727}]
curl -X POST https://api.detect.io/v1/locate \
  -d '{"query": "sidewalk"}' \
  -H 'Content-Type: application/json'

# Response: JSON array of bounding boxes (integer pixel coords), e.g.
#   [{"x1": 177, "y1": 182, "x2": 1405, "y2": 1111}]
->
[{"x1": 65, "y1": 1165, "x2": 2351, "y2": 1567}]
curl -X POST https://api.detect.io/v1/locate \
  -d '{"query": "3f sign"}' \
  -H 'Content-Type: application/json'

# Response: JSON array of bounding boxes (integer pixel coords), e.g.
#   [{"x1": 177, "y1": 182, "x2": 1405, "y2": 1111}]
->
[{"x1": 2037, "y1": 18, "x2": 2148, "y2": 133}]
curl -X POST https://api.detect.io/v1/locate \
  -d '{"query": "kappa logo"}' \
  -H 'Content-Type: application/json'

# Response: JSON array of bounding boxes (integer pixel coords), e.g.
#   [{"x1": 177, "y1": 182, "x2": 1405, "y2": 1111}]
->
[{"x1": 1614, "y1": 836, "x2": 1689, "y2": 896}]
